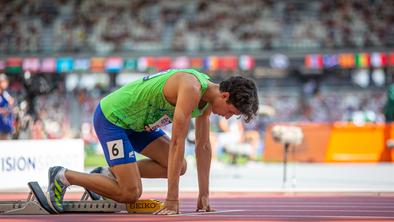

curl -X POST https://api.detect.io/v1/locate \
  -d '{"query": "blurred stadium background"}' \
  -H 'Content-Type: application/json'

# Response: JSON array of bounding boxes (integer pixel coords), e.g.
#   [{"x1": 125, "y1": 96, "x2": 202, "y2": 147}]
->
[{"x1": 0, "y1": 0, "x2": 393, "y2": 191}]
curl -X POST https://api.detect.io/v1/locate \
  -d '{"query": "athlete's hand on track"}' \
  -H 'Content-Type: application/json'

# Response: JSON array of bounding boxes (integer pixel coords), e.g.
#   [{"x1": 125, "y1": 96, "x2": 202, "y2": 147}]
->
[
  {"x1": 196, "y1": 195, "x2": 214, "y2": 212},
  {"x1": 154, "y1": 199, "x2": 179, "y2": 215}
]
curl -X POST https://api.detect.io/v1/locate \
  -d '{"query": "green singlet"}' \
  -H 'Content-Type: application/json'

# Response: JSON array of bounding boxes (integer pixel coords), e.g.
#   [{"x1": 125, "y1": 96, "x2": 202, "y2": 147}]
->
[{"x1": 100, "y1": 69, "x2": 211, "y2": 132}]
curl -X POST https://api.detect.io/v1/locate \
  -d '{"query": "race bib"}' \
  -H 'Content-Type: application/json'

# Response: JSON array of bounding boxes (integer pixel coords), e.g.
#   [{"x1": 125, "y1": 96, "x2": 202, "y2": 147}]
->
[
  {"x1": 106, "y1": 139, "x2": 125, "y2": 160},
  {"x1": 144, "y1": 115, "x2": 172, "y2": 132}
]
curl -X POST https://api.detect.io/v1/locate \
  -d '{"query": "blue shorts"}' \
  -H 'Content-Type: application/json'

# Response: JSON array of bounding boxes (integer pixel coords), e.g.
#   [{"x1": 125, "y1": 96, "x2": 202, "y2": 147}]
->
[
  {"x1": 93, "y1": 104, "x2": 165, "y2": 166},
  {"x1": 0, "y1": 125, "x2": 12, "y2": 134},
  {"x1": 0, "y1": 115, "x2": 13, "y2": 134}
]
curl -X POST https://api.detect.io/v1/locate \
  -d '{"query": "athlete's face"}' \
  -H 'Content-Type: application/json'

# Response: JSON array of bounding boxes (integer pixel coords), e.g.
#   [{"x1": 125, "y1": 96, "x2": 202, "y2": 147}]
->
[
  {"x1": 0, "y1": 79, "x2": 8, "y2": 90},
  {"x1": 211, "y1": 92, "x2": 241, "y2": 119}
]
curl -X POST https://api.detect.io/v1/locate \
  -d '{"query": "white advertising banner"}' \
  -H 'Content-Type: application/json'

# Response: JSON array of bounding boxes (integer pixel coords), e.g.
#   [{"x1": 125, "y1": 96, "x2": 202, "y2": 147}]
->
[{"x1": 0, "y1": 139, "x2": 84, "y2": 190}]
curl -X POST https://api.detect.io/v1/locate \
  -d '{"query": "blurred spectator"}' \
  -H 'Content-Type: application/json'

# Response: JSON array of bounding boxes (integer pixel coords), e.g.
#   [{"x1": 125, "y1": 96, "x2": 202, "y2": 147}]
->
[
  {"x1": 0, "y1": 0, "x2": 392, "y2": 54},
  {"x1": 215, "y1": 116, "x2": 255, "y2": 163},
  {"x1": 0, "y1": 74, "x2": 14, "y2": 140},
  {"x1": 384, "y1": 84, "x2": 394, "y2": 122},
  {"x1": 241, "y1": 119, "x2": 262, "y2": 161},
  {"x1": 31, "y1": 117, "x2": 47, "y2": 139}
]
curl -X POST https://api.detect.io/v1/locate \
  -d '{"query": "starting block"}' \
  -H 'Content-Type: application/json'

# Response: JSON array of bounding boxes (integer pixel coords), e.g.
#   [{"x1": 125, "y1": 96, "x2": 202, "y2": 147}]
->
[{"x1": 0, "y1": 181, "x2": 164, "y2": 215}]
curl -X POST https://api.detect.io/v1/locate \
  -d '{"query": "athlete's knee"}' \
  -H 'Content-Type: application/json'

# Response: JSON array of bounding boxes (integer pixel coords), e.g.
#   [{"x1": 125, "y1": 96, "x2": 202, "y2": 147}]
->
[
  {"x1": 114, "y1": 184, "x2": 142, "y2": 203},
  {"x1": 180, "y1": 159, "x2": 187, "y2": 176}
]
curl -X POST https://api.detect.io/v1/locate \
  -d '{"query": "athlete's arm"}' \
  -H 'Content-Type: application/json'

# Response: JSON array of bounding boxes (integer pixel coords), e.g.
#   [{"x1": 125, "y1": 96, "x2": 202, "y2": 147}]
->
[
  {"x1": 195, "y1": 106, "x2": 214, "y2": 211},
  {"x1": 164, "y1": 75, "x2": 201, "y2": 213}
]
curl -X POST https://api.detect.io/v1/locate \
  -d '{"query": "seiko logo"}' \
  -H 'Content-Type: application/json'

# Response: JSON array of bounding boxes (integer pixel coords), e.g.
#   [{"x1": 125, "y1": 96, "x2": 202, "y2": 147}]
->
[{"x1": 129, "y1": 202, "x2": 157, "y2": 209}]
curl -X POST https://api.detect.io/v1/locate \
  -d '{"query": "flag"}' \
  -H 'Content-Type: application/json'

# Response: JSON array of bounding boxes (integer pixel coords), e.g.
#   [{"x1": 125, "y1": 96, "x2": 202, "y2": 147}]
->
[
  {"x1": 172, "y1": 56, "x2": 190, "y2": 69},
  {"x1": 322, "y1": 54, "x2": 339, "y2": 68},
  {"x1": 220, "y1": 56, "x2": 238, "y2": 71},
  {"x1": 137, "y1": 57, "x2": 155, "y2": 72},
  {"x1": 355, "y1": 53, "x2": 370, "y2": 68},
  {"x1": 105, "y1": 57, "x2": 123, "y2": 73},
  {"x1": 190, "y1": 57, "x2": 204, "y2": 70},
  {"x1": 23, "y1": 57, "x2": 40, "y2": 73},
  {"x1": 90, "y1": 57, "x2": 105, "y2": 72},
  {"x1": 389, "y1": 53, "x2": 394, "y2": 66},
  {"x1": 6, "y1": 57, "x2": 22, "y2": 73},
  {"x1": 155, "y1": 57, "x2": 172, "y2": 71},
  {"x1": 56, "y1": 57, "x2": 74, "y2": 73},
  {"x1": 338, "y1": 53, "x2": 355, "y2": 68},
  {"x1": 124, "y1": 58, "x2": 137, "y2": 70},
  {"x1": 0, "y1": 60, "x2": 4, "y2": 72},
  {"x1": 74, "y1": 58, "x2": 90, "y2": 72},
  {"x1": 40, "y1": 58, "x2": 56, "y2": 73},
  {"x1": 204, "y1": 56, "x2": 219, "y2": 71},
  {"x1": 371, "y1": 52, "x2": 387, "y2": 68},
  {"x1": 239, "y1": 55, "x2": 255, "y2": 70},
  {"x1": 305, "y1": 54, "x2": 323, "y2": 69}
]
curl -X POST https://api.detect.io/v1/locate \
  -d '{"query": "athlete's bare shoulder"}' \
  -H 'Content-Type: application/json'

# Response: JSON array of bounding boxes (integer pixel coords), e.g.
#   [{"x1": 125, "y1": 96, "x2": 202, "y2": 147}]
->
[
  {"x1": 163, "y1": 72, "x2": 201, "y2": 105},
  {"x1": 171, "y1": 72, "x2": 201, "y2": 87}
]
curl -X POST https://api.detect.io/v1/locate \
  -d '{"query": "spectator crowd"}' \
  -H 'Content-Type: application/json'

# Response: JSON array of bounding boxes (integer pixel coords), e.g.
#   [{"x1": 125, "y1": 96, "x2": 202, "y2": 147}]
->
[{"x1": 0, "y1": 0, "x2": 392, "y2": 54}]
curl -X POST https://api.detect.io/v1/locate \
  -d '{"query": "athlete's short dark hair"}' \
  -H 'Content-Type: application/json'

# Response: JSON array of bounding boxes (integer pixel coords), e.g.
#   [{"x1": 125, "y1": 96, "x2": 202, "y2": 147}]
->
[{"x1": 219, "y1": 76, "x2": 259, "y2": 123}]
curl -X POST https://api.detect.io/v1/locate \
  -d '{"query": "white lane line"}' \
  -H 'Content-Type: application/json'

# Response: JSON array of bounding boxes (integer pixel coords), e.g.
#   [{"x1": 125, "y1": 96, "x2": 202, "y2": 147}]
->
[
  {"x1": 176, "y1": 214, "x2": 394, "y2": 219},
  {"x1": 181, "y1": 202, "x2": 394, "y2": 206},
  {"x1": 182, "y1": 203, "x2": 394, "y2": 207},
  {"x1": 181, "y1": 204, "x2": 394, "y2": 209},
  {"x1": 180, "y1": 208, "x2": 394, "y2": 213},
  {"x1": 230, "y1": 209, "x2": 394, "y2": 213},
  {"x1": 173, "y1": 209, "x2": 245, "y2": 216}
]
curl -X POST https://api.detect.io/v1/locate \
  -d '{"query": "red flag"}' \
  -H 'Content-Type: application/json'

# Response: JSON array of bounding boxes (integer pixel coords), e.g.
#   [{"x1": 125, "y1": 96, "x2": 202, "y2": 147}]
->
[
  {"x1": 191, "y1": 57, "x2": 204, "y2": 70},
  {"x1": 155, "y1": 57, "x2": 172, "y2": 71},
  {"x1": 389, "y1": 53, "x2": 394, "y2": 66},
  {"x1": 218, "y1": 56, "x2": 238, "y2": 71},
  {"x1": 6, "y1": 57, "x2": 22, "y2": 67}
]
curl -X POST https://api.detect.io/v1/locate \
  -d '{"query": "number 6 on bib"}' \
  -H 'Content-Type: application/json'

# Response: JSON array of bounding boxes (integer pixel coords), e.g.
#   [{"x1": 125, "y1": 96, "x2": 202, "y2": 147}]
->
[{"x1": 106, "y1": 139, "x2": 125, "y2": 160}]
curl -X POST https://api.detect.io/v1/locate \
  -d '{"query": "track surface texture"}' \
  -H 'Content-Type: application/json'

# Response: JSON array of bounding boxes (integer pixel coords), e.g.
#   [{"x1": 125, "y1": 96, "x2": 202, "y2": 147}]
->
[{"x1": 1, "y1": 192, "x2": 394, "y2": 221}]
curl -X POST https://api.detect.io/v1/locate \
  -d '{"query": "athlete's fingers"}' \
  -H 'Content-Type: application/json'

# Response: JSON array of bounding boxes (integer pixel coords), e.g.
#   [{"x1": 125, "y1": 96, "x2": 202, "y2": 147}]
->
[
  {"x1": 196, "y1": 205, "x2": 215, "y2": 212},
  {"x1": 154, "y1": 206, "x2": 178, "y2": 215},
  {"x1": 196, "y1": 196, "x2": 214, "y2": 212},
  {"x1": 154, "y1": 207, "x2": 166, "y2": 215},
  {"x1": 206, "y1": 205, "x2": 215, "y2": 212},
  {"x1": 155, "y1": 208, "x2": 177, "y2": 215}
]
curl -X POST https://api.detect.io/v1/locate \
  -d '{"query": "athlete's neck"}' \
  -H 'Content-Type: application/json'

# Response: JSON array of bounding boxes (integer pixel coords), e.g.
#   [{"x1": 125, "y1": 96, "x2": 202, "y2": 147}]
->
[{"x1": 201, "y1": 83, "x2": 220, "y2": 104}]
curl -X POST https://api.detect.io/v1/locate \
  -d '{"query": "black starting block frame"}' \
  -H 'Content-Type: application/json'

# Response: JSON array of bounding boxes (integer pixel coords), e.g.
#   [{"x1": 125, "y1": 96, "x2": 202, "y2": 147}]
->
[{"x1": 0, "y1": 181, "x2": 127, "y2": 215}]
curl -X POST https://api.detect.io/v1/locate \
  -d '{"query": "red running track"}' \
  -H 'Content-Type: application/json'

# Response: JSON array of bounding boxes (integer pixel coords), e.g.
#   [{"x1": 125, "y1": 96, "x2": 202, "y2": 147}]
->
[{"x1": 1, "y1": 192, "x2": 394, "y2": 222}]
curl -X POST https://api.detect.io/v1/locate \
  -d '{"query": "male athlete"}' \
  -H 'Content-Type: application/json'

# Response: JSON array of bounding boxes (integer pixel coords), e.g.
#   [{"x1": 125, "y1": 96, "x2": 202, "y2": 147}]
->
[{"x1": 47, "y1": 69, "x2": 259, "y2": 215}]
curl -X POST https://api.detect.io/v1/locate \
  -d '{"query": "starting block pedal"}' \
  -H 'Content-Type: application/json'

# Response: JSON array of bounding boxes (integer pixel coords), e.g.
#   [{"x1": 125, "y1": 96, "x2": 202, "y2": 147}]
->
[
  {"x1": 0, "y1": 200, "x2": 49, "y2": 215},
  {"x1": 0, "y1": 182, "x2": 51, "y2": 215},
  {"x1": 0, "y1": 181, "x2": 164, "y2": 215},
  {"x1": 27, "y1": 181, "x2": 57, "y2": 214}
]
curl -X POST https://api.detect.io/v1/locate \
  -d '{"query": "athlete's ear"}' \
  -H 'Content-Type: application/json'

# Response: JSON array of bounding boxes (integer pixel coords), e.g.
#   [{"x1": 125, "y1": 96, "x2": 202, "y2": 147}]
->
[{"x1": 221, "y1": 92, "x2": 230, "y2": 100}]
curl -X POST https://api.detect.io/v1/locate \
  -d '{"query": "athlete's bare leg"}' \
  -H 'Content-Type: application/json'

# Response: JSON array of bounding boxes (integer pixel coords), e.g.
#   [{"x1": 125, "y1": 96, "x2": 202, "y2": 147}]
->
[
  {"x1": 65, "y1": 135, "x2": 185, "y2": 203},
  {"x1": 138, "y1": 134, "x2": 187, "y2": 178},
  {"x1": 66, "y1": 163, "x2": 142, "y2": 203}
]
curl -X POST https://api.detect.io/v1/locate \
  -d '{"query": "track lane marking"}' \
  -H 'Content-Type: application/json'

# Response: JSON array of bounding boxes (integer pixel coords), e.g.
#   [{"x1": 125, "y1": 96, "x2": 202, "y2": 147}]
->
[
  {"x1": 177, "y1": 214, "x2": 394, "y2": 219},
  {"x1": 173, "y1": 209, "x2": 245, "y2": 216}
]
